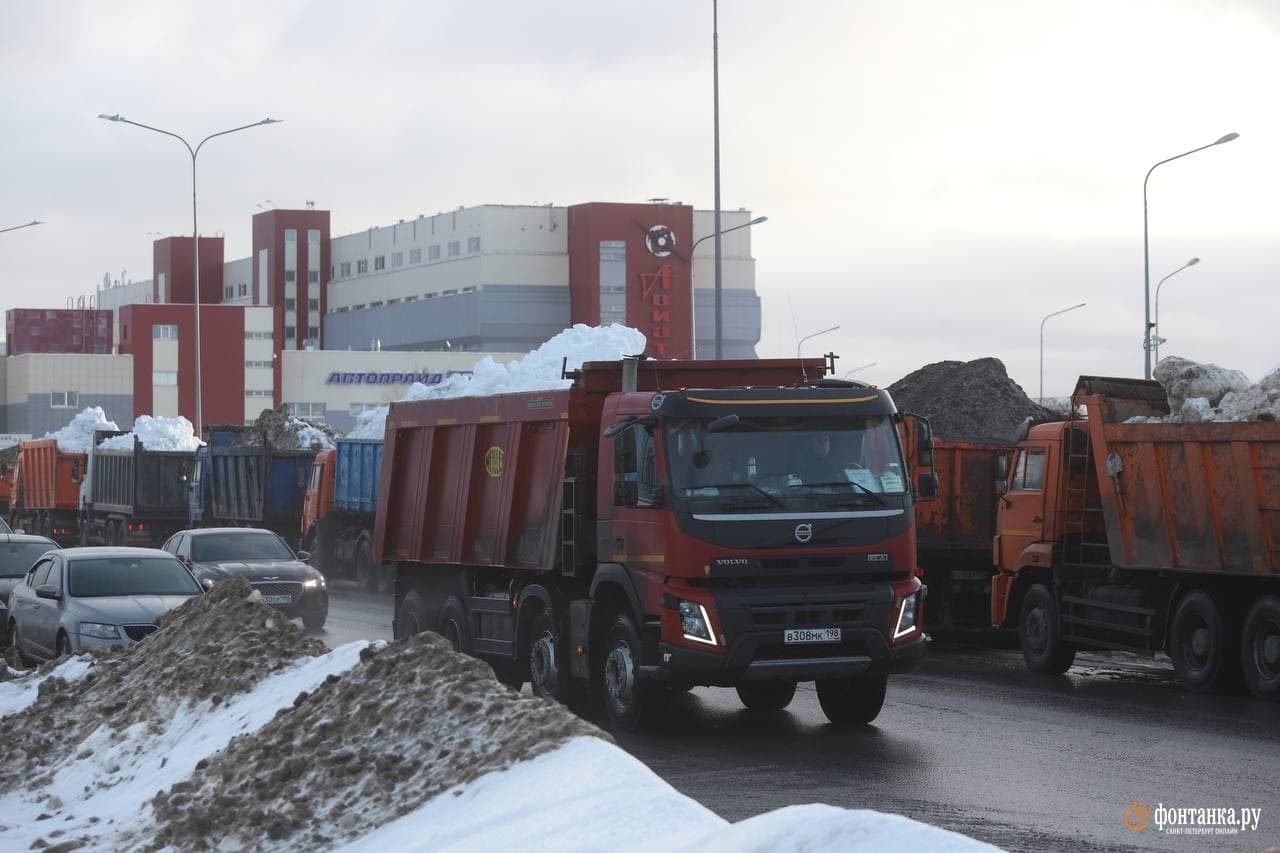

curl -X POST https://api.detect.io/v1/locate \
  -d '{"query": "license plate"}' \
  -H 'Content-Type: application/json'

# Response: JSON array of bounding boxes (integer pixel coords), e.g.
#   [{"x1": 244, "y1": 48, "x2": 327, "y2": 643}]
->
[
  {"x1": 784, "y1": 627, "x2": 841, "y2": 644},
  {"x1": 263, "y1": 595, "x2": 292, "y2": 606}
]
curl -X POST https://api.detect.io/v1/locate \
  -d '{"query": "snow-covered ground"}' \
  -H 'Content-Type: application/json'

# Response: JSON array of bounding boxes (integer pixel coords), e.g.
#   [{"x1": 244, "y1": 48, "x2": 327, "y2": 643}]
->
[{"x1": 0, "y1": 582, "x2": 997, "y2": 852}]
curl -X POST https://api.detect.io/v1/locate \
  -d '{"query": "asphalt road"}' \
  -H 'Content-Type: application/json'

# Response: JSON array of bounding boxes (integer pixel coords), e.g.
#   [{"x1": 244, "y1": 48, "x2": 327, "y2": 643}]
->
[{"x1": 315, "y1": 583, "x2": 1280, "y2": 852}]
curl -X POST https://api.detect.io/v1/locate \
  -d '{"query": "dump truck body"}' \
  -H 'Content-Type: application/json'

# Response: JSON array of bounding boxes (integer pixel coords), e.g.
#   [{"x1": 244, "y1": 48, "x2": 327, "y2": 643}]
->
[
  {"x1": 300, "y1": 439, "x2": 384, "y2": 588},
  {"x1": 10, "y1": 440, "x2": 84, "y2": 544},
  {"x1": 81, "y1": 430, "x2": 197, "y2": 546}
]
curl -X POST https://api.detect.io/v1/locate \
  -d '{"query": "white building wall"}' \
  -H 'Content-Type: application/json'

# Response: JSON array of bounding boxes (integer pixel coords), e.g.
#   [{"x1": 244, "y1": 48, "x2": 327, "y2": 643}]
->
[
  {"x1": 3, "y1": 353, "x2": 134, "y2": 436},
  {"x1": 222, "y1": 257, "x2": 253, "y2": 304},
  {"x1": 96, "y1": 279, "x2": 154, "y2": 354},
  {"x1": 152, "y1": 340, "x2": 179, "y2": 417},
  {"x1": 242, "y1": 306, "x2": 275, "y2": 424}
]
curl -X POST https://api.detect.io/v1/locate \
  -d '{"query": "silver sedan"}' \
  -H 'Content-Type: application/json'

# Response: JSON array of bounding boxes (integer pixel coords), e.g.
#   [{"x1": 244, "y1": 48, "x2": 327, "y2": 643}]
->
[{"x1": 5, "y1": 547, "x2": 201, "y2": 664}]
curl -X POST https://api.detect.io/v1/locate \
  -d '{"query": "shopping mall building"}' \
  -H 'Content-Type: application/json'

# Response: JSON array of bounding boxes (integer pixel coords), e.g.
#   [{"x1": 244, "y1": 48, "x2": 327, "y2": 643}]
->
[{"x1": 1, "y1": 200, "x2": 762, "y2": 436}]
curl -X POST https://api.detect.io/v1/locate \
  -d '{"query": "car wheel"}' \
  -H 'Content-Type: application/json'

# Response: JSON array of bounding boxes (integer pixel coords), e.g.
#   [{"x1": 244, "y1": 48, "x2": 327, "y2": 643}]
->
[
  {"x1": 1170, "y1": 589, "x2": 1232, "y2": 693},
  {"x1": 354, "y1": 538, "x2": 374, "y2": 590},
  {"x1": 1020, "y1": 583, "x2": 1076, "y2": 674},
  {"x1": 736, "y1": 681, "x2": 797, "y2": 711},
  {"x1": 439, "y1": 595, "x2": 472, "y2": 653},
  {"x1": 1241, "y1": 596, "x2": 1280, "y2": 701},
  {"x1": 601, "y1": 611, "x2": 666, "y2": 733},
  {"x1": 301, "y1": 607, "x2": 328, "y2": 631},
  {"x1": 55, "y1": 632, "x2": 72, "y2": 659},
  {"x1": 816, "y1": 674, "x2": 888, "y2": 726},
  {"x1": 396, "y1": 590, "x2": 430, "y2": 639}
]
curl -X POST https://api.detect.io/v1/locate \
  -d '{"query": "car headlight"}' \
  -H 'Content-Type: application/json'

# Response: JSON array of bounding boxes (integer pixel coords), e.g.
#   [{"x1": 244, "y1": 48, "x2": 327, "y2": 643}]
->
[
  {"x1": 678, "y1": 600, "x2": 717, "y2": 646},
  {"x1": 80, "y1": 622, "x2": 121, "y2": 640},
  {"x1": 894, "y1": 593, "x2": 920, "y2": 639},
  {"x1": 303, "y1": 576, "x2": 325, "y2": 589}
]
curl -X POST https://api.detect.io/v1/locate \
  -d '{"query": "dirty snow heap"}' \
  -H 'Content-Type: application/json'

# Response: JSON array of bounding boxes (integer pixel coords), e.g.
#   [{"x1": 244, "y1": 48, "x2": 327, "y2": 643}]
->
[
  {"x1": 1129, "y1": 355, "x2": 1280, "y2": 423},
  {"x1": 888, "y1": 358, "x2": 1056, "y2": 445},
  {"x1": 224, "y1": 403, "x2": 338, "y2": 451},
  {"x1": 347, "y1": 323, "x2": 647, "y2": 439}
]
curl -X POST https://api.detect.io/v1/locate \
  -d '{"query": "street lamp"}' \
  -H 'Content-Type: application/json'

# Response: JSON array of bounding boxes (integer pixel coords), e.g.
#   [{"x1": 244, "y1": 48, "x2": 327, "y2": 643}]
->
[
  {"x1": 1153, "y1": 257, "x2": 1199, "y2": 365},
  {"x1": 1040, "y1": 303, "x2": 1086, "y2": 404},
  {"x1": 1142, "y1": 132, "x2": 1237, "y2": 379},
  {"x1": 99, "y1": 113, "x2": 281, "y2": 435},
  {"x1": 0, "y1": 220, "x2": 44, "y2": 235},
  {"x1": 843, "y1": 362, "x2": 877, "y2": 378},
  {"x1": 692, "y1": 215, "x2": 765, "y2": 360},
  {"x1": 712, "y1": 0, "x2": 723, "y2": 358},
  {"x1": 797, "y1": 325, "x2": 839, "y2": 359},
  {"x1": 691, "y1": 215, "x2": 767, "y2": 255}
]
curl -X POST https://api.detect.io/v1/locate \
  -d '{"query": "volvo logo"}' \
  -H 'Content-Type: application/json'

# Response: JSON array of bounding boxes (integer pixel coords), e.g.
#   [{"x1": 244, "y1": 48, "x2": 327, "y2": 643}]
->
[{"x1": 794, "y1": 523, "x2": 813, "y2": 544}]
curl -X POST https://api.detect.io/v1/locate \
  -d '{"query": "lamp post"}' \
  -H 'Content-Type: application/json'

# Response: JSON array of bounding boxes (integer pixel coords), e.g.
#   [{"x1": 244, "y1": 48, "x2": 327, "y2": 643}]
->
[
  {"x1": 712, "y1": 0, "x2": 724, "y2": 358},
  {"x1": 99, "y1": 114, "x2": 281, "y2": 435},
  {"x1": 1040, "y1": 303, "x2": 1086, "y2": 404},
  {"x1": 0, "y1": 220, "x2": 44, "y2": 235},
  {"x1": 797, "y1": 325, "x2": 839, "y2": 359},
  {"x1": 690, "y1": 215, "x2": 767, "y2": 255},
  {"x1": 843, "y1": 362, "x2": 877, "y2": 378},
  {"x1": 691, "y1": 215, "x2": 766, "y2": 360},
  {"x1": 1142, "y1": 132, "x2": 1237, "y2": 379},
  {"x1": 1153, "y1": 257, "x2": 1199, "y2": 365}
]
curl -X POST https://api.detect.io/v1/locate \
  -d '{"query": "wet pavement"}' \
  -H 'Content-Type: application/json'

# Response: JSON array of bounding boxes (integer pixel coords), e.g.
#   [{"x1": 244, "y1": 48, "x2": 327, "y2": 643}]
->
[{"x1": 323, "y1": 584, "x2": 1280, "y2": 851}]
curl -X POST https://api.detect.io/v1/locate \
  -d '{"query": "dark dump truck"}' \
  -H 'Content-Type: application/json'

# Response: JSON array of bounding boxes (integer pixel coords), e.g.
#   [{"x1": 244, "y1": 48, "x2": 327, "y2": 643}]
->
[
  {"x1": 300, "y1": 438, "x2": 386, "y2": 591},
  {"x1": 80, "y1": 429, "x2": 198, "y2": 546},
  {"x1": 190, "y1": 426, "x2": 316, "y2": 540}
]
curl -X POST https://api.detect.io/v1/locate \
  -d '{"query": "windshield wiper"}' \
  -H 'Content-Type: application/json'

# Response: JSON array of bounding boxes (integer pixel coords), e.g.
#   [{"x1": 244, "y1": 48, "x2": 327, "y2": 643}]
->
[
  {"x1": 692, "y1": 482, "x2": 785, "y2": 509},
  {"x1": 794, "y1": 480, "x2": 887, "y2": 506}
]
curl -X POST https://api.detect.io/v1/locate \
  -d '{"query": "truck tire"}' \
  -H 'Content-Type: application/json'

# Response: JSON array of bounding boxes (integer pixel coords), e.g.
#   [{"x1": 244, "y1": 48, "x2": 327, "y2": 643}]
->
[
  {"x1": 397, "y1": 591, "x2": 430, "y2": 639},
  {"x1": 528, "y1": 609, "x2": 567, "y2": 701},
  {"x1": 1170, "y1": 589, "x2": 1232, "y2": 693},
  {"x1": 1240, "y1": 596, "x2": 1280, "y2": 701},
  {"x1": 112, "y1": 520, "x2": 126, "y2": 546},
  {"x1": 354, "y1": 539, "x2": 374, "y2": 590},
  {"x1": 439, "y1": 595, "x2": 472, "y2": 653},
  {"x1": 601, "y1": 611, "x2": 666, "y2": 733},
  {"x1": 736, "y1": 682, "x2": 797, "y2": 712},
  {"x1": 816, "y1": 675, "x2": 887, "y2": 726},
  {"x1": 1019, "y1": 584, "x2": 1076, "y2": 674}
]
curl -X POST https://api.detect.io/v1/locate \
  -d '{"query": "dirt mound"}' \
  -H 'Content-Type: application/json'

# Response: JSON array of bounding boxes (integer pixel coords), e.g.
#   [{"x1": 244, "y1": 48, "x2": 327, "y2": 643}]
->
[
  {"x1": 0, "y1": 579, "x2": 326, "y2": 793},
  {"x1": 149, "y1": 632, "x2": 603, "y2": 850},
  {"x1": 213, "y1": 404, "x2": 339, "y2": 451},
  {"x1": 888, "y1": 358, "x2": 1057, "y2": 445},
  {"x1": 0, "y1": 444, "x2": 19, "y2": 467}
]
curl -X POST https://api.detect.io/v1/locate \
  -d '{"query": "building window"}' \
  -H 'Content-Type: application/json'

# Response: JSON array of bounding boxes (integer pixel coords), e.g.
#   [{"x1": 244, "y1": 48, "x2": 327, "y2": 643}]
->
[
  {"x1": 405, "y1": 294, "x2": 419, "y2": 303},
  {"x1": 239, "y1": 282, "x2": 249, "y2": 297},
  {"x1": 153, "y1": 324, "x2": 179, "y2": 340},
  {"x1": 353, "y1": 303, "x2": 366, "y2": 311},
  {"x1": 357, "y1": 259, "x2": 369, "y2": 274},
  {"x1": 423, "y1": 292, "x2": 436, "y2": 300},
  {"x1": 462, "y1": 286, "x2": 477, "y2": 293},
  {"x1": 307, "y1": 325, "x2": 319, "y2": 340},
  {"x1": 308, "y1": 270, "x2": 319, "y2": 284},
  {"x1": 224, "y1": 285, "x2": 234, "y2": 300},
  {"x1": 244, "y1": 360, "x2": 272, "y2": 369},
  {"x1": 247, "y1": 389, "x2": 273, "y2": 398},
  {"x1": 50, "y1": 391, "x2": 79, "y2": 409},
  {"x1": 308, "y1": 298, "x2": 319, "y2": 310},
  {"x1": 467, "y1": 237, "x2": 481, "y2": 253},
  {"x1": 340, "y1": 261, "x2": 351, "y2": 277},
  {"x1": 428, "y1": 245, "x2": 440, "y2": 261},
  {"x1": 290, "y1": 402, "x2": 326, "y2": 421},
  {"x1": 349, "y1": 402, "x2": 382, "y2": 417},
  {"x1": 369, "y1": 300, "x2": 383, "y2": 308},
  {"x1": 392, "y1": 252, "x2": 403, "y2": 267},
  {"x1": 285, "y1": 229, "x2": 297, "y2": 244},
  {"x1": 447, "y1": 241, "x2": 460, "y2": 257},
  {"x1": 152, "y1": 371, "x2": 178, "y2": 386},
  {"x1": 244, "y1": 331, "x2": 273, "y2": 340},
  {"x1": 285, "y1": 270, "x2": 296, "y2": 283},
  {"x1": 373, "y1": 256, "x2": 386, "y2": 271},
  {"x1": 442, "y1": 289, "x2": 457, "y2": 296},
  {"x1": 409, "y1": 248, "x2": 422, "y2": 264},
  {"x1": 599, "y1": 240, "x2": 627, "y2": 326},
  {"x1": 386, "y1": 297, "x2": 401, "y2": 306},
  {"x1": 285, "y1": 326, "x2": 296, "y2": 340},
  {"x1": 308, "y1": 229, "x2": 320, "y2": 246},
  {"x1": 285, "y1": 298, "x2": 296, "y2": 310},
  {"x1": 336, "y1": 306, "x2": 349, "y2": 313}
]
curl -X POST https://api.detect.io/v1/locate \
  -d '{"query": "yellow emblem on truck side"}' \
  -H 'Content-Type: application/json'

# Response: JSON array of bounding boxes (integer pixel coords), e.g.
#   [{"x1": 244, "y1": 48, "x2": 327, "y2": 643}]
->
[{"x1": 485, "y1": 446, "x2": 504, "y2": 478}]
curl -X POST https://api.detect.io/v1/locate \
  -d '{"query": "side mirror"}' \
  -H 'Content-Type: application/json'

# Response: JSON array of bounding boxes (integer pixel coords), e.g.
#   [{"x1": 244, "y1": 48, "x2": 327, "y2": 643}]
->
[
  {"x1": 35, "y1": 584, "x2": 60, "y2": 600},
  {"x1": 13, "y1": 528, "x2": 25, "y2": 535},
  {"x1": 297, "y1": 550, "x2": 312, "y2": 563},
  {"x1": 71, "y1": 462, "x2": 83, "y2": 484},
  {"x1": 917, "y1": 472, "x2": 938, "y2": 500},
  {"x1": 201, "y1": 577, "x2": 216, "y2": 591}
]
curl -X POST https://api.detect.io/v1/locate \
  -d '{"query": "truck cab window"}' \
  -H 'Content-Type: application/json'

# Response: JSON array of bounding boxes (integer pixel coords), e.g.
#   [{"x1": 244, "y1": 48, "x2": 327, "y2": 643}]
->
[
  {"x1": 1012, "y1": 449, "x2": 1047, "y2": 491},
  {"x1": 614, "y1": 424, "x2": 658, "y2": 507}
]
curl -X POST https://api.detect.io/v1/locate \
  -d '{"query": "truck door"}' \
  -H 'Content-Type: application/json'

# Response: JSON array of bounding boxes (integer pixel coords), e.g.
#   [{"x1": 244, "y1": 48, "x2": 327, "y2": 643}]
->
[
  {"x1": 997, "y1": 444, "x2": 1050, "y2": 571},
  {"x1": 607, "y1": 421, "x2": 665, "y2": 592}
]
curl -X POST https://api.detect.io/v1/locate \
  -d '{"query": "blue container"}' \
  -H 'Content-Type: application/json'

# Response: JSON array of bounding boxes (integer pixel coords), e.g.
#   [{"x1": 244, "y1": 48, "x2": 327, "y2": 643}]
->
[{"x1": 333, "y1": 439, "x2": 383, "y2": 513}]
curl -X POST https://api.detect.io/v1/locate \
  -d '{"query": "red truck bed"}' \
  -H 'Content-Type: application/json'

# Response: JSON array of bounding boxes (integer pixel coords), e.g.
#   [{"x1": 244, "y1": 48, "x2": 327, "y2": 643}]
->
[{"x1": 18, "y1": 440, "x2": 83, "y2": 510}]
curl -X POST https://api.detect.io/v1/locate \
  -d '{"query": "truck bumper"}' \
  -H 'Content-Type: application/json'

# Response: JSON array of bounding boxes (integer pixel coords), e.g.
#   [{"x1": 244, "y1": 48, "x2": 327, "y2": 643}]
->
[{"x1": 657, "y1": 630, "x2": 926, "y2": 687}]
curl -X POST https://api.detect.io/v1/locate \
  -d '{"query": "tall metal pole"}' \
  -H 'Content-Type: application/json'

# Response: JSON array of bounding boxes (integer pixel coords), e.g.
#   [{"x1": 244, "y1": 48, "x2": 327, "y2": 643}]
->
[
  {"x1": 1142, "y1": 133, "x2": 1237, "y2": 380},
  {"x1": 712, "y1": 0, "x2": 723, "y2": 359},
  {"x1": 1040, "y1": 303, "x2": 1086, "y2": 404},
  {"x1": 0, "y1": 220, "x2": 45, "y2": 235},
  {"x1": 1153, "y1": 257, "x2": 1199, "y2": 364}
]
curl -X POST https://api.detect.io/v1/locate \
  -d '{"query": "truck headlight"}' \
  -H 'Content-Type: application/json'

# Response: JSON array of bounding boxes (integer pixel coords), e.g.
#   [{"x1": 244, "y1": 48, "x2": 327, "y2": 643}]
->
[
  {"x1": 894, "y1": 593, "x2": 920, "y2": 639},
  {"x1": 678, "y1": 600, "x2": 717, "y2": 646},
  {"x1": 80, "y1": 622, "x2": 121, "y2": 640}
]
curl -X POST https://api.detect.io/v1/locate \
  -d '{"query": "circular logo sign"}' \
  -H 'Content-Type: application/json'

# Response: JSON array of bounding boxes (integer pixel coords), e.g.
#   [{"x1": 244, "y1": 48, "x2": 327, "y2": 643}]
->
[
  {"x1": 794, "y1": 523, "x2": 813, "y2": 544},
  {"x1": 484, "y1": 446, "x2": 504, "y2": 478},
  {"x1": 645, "y1": 224, "x2": 676, "y2": 257},
  {"x1": 1124, "y1": 803, "x2": 1152, "y2": 831}
]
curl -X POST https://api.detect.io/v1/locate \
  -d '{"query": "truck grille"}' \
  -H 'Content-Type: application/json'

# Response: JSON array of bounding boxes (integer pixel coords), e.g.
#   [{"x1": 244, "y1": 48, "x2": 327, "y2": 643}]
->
[
  {"x1": 123, "y1": 624, "x2": 158, "y2": 642},
  {"x1": 750, "y1": 603, "x2": 867, "y2": 627},
  {"x1": 252, "y1": 581, "x2": 302, "y2": 605}
]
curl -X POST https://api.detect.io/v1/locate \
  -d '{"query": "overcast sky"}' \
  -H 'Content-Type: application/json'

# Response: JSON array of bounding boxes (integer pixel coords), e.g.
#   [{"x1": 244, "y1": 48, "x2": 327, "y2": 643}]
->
[{"x1": 2, "y1": 0, "x2": 1276, "y2": 398}]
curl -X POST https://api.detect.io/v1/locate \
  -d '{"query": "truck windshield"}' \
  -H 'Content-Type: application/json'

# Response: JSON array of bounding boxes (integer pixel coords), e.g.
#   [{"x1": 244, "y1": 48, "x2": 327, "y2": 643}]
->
[{"x1": 664, "y1": 416, "x2": 907, "y2": 507}]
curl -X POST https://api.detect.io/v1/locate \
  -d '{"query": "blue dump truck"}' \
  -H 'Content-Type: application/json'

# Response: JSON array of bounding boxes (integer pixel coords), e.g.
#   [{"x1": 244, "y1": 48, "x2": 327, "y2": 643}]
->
[
  {"x1": 190, "y1": 426, "x2": 317, "y2": 540},
  {"x1": 81, "y1": 429, "x2": 199, "y2": 546},
  {"x1": 300, "y1": 438, "x2": 387, "y2": 591}
]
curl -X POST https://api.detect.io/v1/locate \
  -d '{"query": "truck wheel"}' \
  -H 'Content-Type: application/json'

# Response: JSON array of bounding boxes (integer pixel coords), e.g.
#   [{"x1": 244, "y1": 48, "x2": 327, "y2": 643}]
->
[
  {"x1": 439, "y1": 595, "x2": 472, "y2": 653},
  {"x1": 112, "y1": 521, "x2": 126, "y2": 546},
  {"x1": 374, "y1": 562, "x2": 395, "y2": 596},
  {"x1": 528, "y1": 609, "x2": 567, "y2": 701},
  {"x1": 1240, "y1": 596, "x2": 1280, "y2": 701},
  {"x1": 1170, "y1": 590, "x2": 1232, "y2": 693},
  {"x1": 816, "y1": 675, "x2": 887, "y2": 726},
  {"x1": 1020, "y1": 584, "x2": 1076, "y2": 674},
  {"x1": 397, "y1": 591, "x2": 430, "y2": 639},
  {"x1": 354, "y1": 539, "x2": 374, "y2": 590},
  {"x1": 601, "y1": 612, "x2": 666, "y2": 733},
  {"x1": 736, "y1": 682, "x2": 797, "y2": 712}
]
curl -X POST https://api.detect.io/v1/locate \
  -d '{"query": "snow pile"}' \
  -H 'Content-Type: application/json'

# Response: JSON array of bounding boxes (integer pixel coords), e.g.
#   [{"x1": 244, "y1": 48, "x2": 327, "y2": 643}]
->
[
  {"x1": 42, "y1": 406, "x2": 119, "y2": 453},
  {"x1": 1126, "y1": 356, "x2": 1280, "y2": 423},
  {"x1": 0, "y1": 577, "x2": 994, "y2": 852},
  {"x1": 97, "y1": 414, "x2": 203, "y2": 451},
  {"x1": 227, "y1": 404, "x2": 338, "y2": 451},
  {"x1": 888, "y1": 358, "x2": 1056, "y2": 444},
  {"x1": 348, "y1": 323, "x2": 647, "y2": 439}
]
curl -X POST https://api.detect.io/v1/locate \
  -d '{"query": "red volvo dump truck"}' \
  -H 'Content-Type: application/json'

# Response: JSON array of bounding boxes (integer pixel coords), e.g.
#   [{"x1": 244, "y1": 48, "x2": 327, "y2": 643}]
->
[
  {"x1": 378, "y1": 356, "x2": 934, "y2": 731},
  {"x1": 992, "y1": 376, "x2": 1280, "y2": 700},
  {"x1": 9, "y1": 440, "x2": 84, "y2": 545}
]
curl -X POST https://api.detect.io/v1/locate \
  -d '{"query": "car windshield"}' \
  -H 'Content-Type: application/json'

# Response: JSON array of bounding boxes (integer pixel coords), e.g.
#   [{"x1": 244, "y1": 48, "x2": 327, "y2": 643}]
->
[
  {"x1": 0, "y1": 541, "x2": 54, "y2": 578},
  {"x1": 69, "y1": 557, "x2": 201, "y2": 597},
  {"x1": 0, "y1": 517, "x2": 12, "y2": 534},
  {"x1": 191, "y1": 532, "x2": 295, "y2": 562},
  {"x1": 664, "y1": 415, "x2": 908, "y2": 508}
]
